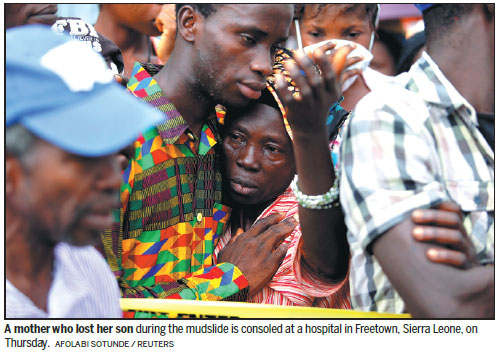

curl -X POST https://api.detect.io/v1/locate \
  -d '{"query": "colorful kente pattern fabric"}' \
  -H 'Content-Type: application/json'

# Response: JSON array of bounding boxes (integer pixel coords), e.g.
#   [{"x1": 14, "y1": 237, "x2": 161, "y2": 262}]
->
[{"x1": 101, "y1": 63, "x2": 248, "y2": 316}]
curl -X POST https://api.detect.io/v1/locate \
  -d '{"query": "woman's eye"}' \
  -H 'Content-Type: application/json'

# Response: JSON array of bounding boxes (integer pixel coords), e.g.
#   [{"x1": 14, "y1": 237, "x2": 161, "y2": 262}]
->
[
  {"x1": 241, "y1": 34, "x2": 256, "y2": 45},
  {"x1": 266, "y1": 145, "x2": 280, "y2": 154},
  {"x1": 309, "y1": 31, "x2": 322, "y2": 38},
  {"x1": 229, "y1": 133, "x2": 243, "y2": 143}
]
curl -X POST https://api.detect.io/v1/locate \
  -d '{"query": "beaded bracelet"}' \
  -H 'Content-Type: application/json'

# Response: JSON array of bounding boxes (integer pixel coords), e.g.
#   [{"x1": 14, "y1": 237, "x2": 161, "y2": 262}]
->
[{"x1": 290, "y1": 174, "x2": 340, "y2": 210}]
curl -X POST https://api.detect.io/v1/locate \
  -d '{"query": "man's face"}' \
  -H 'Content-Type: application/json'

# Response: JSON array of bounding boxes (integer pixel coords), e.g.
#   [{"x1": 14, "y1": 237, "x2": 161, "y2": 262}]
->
[
  {"x1": 107, "y1": 4, "x2": 162, "y2": 36},
  {"x1": 5, "y1": 4, "x2": 58, "y2": 29},
  {"x1": 192, "y1": 4, "x2": 293, "y2": 108},
  {"x1": 11, "y1": 140, "x2": 122, "y2": 247},
  {"x1": 301, "y1": 5, "x2": 374, "y2": 50},
  {"x1": 223, "y1": 102, "x2": 295, "y2": 206}
]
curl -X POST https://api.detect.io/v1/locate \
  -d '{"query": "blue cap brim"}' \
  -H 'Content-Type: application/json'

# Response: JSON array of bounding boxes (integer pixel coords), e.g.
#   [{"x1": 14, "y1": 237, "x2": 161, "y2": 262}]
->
[
  {"x1": 414, "y1": 4, "x2": 435, "y2": 13},
  {"x1": 21, "y1": 83, "x2": 163, "y2": 157}
]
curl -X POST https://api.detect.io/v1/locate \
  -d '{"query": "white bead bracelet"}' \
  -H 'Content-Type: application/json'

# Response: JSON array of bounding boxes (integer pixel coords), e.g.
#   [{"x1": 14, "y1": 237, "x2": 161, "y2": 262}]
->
[{"x1": 290, "y1": 174, "x2": 340, "y2": 210}]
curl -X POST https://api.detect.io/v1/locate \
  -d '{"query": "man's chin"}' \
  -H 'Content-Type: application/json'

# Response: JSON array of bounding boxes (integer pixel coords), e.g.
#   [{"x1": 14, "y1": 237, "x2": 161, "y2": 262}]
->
[
  {"x1": 60, "y1": 231, "x2": 101, "y2": 247},
  {"x1": 219, "y1": 94, "x2": 253, "y2": 110}
]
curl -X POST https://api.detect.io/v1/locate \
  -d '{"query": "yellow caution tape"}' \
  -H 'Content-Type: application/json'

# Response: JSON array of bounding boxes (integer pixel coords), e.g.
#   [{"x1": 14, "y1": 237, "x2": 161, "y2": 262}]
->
[{"x1": 120, "y1": 299, "x2": 411, "y2": 318}]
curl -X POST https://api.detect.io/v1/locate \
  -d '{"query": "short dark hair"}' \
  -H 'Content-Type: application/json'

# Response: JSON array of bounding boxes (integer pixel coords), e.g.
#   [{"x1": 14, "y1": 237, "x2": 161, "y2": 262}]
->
[
  {"x1": 303, "y1": 4, "x2": 379, "y2": 29},
  {"x1": 175, "y1": 4, "x2": 219, "y2": 18},
  {"x1": 396, "y1": 31, "x2": 426, "y2": 74},
  {"x1": 423, "y1": 4, "x2": 475, "y2": 43},
  {"x1": 6, "y1": 124, "x2": 38, "y2": 165}
]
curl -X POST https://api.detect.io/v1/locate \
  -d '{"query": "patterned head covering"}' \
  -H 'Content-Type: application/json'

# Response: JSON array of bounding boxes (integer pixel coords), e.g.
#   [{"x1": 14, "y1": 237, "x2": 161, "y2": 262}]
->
[
  {"x1": 265, "y1": 48, "x2": 349, "y2": 149},
  {"x1": 265, "y1": 49, "x2": 300, "y2": 141}
]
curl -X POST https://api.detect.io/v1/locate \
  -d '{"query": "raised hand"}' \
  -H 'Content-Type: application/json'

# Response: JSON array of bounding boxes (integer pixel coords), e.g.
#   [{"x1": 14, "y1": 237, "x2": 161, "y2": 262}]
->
[
  {"x1": 274, "y1": 43, "x2": 354, "y2": 137},
  {"x1": 268, "y1": 44, "x2": 354, "y2": 278}
]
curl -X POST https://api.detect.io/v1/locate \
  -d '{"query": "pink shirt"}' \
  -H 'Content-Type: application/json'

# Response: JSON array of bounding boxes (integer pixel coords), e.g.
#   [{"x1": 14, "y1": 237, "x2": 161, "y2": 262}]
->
[{"x1": 214, "y1": 187, "x2": 350, "y2": 308}]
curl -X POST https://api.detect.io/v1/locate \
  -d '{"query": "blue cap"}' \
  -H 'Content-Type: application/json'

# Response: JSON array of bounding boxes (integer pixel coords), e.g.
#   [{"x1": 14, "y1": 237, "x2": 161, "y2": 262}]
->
[
  {"x1": 414, "y1": 4, "x2": 436, "y2": 13},
  {"x1": 6, "y1": 25, "x2": 163, "y2": 157}
]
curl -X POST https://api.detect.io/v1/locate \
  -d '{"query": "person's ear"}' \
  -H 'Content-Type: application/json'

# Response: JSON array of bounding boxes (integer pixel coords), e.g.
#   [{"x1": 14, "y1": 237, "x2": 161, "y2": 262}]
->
[
  {"x1": 177, "y1": 5, "x2": 202, "y2": 43},
  {"x1": 5, "y1": 155, "x2": 22, "y2": 200}
]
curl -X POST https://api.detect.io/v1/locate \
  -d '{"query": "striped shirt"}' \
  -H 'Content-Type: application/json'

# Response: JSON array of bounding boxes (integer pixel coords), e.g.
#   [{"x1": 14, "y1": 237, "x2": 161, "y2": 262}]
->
[
  {"x1": 6, "y1": 243, "x2": 122, "y2": 318},
  {"x1": 340, "y1": 52, "x2": 494, "y2": 313},
  {"x1": 214, "y1": 187, "x2": 350, "y2": 308}
]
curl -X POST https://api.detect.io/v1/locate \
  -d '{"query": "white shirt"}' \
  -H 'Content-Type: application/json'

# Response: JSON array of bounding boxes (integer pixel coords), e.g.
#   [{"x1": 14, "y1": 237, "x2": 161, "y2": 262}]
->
[
  {"x1": 362, "y1": 66, "x2": 396, "y2": 92},
  {"x1": 6, "y1": 242, "x2": 122, "y2": 318}
]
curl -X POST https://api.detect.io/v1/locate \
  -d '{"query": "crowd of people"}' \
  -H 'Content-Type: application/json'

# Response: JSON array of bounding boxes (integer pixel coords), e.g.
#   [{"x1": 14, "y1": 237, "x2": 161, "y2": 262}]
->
[{"x1": 5, "y1": 4, "x2": 494, "y2": 319}]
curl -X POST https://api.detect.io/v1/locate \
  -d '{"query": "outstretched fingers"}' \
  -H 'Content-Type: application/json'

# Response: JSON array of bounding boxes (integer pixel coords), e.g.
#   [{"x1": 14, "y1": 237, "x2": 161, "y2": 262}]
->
[
  {"x1": 286, "y1": 51, "x2": 323, "y2": 103},
  {"x1": 274, "y1": 73, "x2": 295, "y2": 105},
  {"x1": 245, "y1": 213, "x2": 296, "y2": 250},
  {"x1": 246, "y1": 212, "x2": 286, "y2": 233},
  {"x1": 264, "y1": 216, "x2": 298, "y2": 252}
]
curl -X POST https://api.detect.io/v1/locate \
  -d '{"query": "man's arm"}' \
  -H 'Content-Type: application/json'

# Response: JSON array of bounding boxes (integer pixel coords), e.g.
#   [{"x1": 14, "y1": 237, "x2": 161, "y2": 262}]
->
[
  {"x1": 116, "y1": 264, "x2": 248, "y2": 301},
  {"x1": 99, "y1": 196, "x2": 249, "y2": 301},
  {"x1": 340, "y1": 81, "x2": 494, "y2": 316},
  {"x1": 102, "y1": 211, "x2": 296, "y2": 301},
  {"x1": 373, "y1": 218, "x2": 494, "y2": 318}
]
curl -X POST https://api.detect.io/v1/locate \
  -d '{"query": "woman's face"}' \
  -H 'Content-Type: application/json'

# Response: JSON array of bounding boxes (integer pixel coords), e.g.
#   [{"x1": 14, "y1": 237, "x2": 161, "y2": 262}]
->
[
  {"x1": 300, "y1": 5, "x2": 374, "y2": 50},
  {"x1": 223, "y1": 102, "x2": 295, "y2": 206}
]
